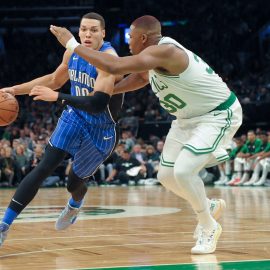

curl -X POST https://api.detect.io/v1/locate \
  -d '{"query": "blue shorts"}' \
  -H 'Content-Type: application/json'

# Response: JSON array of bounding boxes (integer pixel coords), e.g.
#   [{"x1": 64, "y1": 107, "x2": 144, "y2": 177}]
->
[{"x1": 49, "y1": 109, "x2": 118, "y2": 179}]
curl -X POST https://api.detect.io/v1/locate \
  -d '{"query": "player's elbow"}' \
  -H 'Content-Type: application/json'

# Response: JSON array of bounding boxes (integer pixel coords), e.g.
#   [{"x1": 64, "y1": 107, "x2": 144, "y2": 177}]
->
[
  {"x1": 105, "y1": 60, "x2": 125, "y2": 75},
  {"x1": 106, "y1": 65, "x2": 119, "y2": 75},
  {"x1": 50, "y1": 75, "x2": 63, "y2": 90},
  {"x1": 86, "y1": 92, "x2": 111, "y2": 113},
  {"x1": 91, "y1": 104, "x2": 107, "y2": 113}
]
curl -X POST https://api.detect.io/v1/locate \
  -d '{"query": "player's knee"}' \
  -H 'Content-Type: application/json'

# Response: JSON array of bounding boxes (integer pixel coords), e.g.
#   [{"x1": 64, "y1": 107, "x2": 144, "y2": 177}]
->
[
  {"x1": 67, "y1": 168, "x2": 86, "y2": 193},
  {"x1": 173, "y1": 166, "x2": 190, "y2": 184},
  {"x1": 157, "y1": 166, "x2": 170, "y2": 185},
  {"x1": 35, "y1": 163, "x2": 53, "y2": 179}
]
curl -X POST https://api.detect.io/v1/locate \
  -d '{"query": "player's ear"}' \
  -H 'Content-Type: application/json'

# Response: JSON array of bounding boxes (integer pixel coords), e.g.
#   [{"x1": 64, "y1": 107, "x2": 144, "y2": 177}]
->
[
  {"x1": 102, "y1": 29, "x2": 105, "y2": 38},
  {"x1": 142, "y1": 33, "x2": 148, "y2": 43}
]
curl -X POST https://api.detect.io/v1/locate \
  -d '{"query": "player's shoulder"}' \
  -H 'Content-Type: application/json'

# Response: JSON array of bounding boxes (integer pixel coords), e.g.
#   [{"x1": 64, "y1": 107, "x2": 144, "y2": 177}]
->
[
  {"x1": 101, "y1": 41, "x2": 118, "y2": 55},
  {"x1": 144, "y1": 42, "x2": 186, "y2": 61},
  {"x1": 103, "y1": 48, "x2": 118, "y2": 56}
]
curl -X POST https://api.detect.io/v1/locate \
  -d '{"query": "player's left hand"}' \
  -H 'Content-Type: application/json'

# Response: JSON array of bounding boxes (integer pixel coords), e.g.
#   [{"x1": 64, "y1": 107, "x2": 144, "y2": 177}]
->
[
  {"x1": 29, "y1": 86, "x2": 59, "y2": 102},
  {"x1": 50, "y1": 25, "x2": 73, "y2": 48}
]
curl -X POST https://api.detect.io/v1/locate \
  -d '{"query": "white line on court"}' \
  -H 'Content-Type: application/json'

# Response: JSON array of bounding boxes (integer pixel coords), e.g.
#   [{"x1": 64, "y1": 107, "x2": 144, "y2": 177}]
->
[
  {"x1": 0, "y1": 239, "x2": 270, "y2": 259},
  {"x1": 5, "y1": 229, "x2": 270, "y2": 242}
]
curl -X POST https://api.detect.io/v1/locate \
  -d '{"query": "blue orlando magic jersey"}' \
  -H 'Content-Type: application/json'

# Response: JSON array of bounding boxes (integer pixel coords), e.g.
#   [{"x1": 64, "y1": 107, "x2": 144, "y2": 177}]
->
[
  {"x1": 50, "y1": 42, "x2": 123, "y2": 178},
  {"x1": 68, "y1": 42, "x2": 119, "y2": 125}
]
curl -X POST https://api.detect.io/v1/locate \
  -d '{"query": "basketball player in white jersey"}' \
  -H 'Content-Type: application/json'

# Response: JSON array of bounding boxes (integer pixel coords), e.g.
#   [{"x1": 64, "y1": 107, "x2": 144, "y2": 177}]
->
[{"x1": 49, "y1": 15, "x2": 242, "y2": 254}]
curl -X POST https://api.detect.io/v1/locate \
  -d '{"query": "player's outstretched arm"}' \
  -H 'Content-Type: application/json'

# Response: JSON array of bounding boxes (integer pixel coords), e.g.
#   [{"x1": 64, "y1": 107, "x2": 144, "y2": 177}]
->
[
  {"x1": 0, "y1": 50, "x2": 71, "y2": 96},
  {"x1": 113, "y1": 72, "x2": 149, "y2": 95},
  {"x1": 29, "y1": 85, "x2": 110, "y2": 114},
  {"x1": 50, "y1": 25, "x2": 172, "y2": 75}
]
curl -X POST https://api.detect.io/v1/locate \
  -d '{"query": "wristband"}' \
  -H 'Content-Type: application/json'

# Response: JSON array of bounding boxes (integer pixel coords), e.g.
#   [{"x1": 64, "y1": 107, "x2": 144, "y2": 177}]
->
[{"x1": 66, "y1": 37, "x2": 80, "y2": 52}]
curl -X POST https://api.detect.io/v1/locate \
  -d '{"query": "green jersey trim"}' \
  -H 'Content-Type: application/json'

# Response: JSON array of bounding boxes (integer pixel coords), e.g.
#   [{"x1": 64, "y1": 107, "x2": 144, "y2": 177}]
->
[
  {"x1": 210, "y1": 91, "x2": 236, "y2": 112},
  {"x1": 217, "y1": 154, "x2": 229, "y2": 160},
  {"x1": 160, "y1": 154, "x2": 175, "y2": 167},
  {"x1": 183, "y1": 108, "x2": 232, "y2": 154}
]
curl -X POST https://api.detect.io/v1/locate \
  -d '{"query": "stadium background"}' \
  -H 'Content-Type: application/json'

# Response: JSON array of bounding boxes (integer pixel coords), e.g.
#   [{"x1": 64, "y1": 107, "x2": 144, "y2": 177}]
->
[{"x1": 0, "y1": 0, "x2": 269, "y2": 186}]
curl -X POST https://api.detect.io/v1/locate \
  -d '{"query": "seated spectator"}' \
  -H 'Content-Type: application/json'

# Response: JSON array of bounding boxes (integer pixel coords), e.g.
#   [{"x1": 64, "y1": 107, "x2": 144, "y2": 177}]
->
[
  {"x1": 29, "y1": 144, "x2": 44, "y2": 170},
  {"x1": 0, "y1": 146, "x2": 21, "y2": 186},
  {"x1": 131, "y1": 144, "x2": 147, "y2": 164},
  {"x1": 228, "y1": 130, "x2": 262, "y2": 185},
  {"x1": 14, "y1": 144, "x2": 28, "y2": 177},
  {"x1": 145, "y1": 145, "x2": 160, "y2": 178},
  {"x1": 156, "y1": 140, "x2": 164, "y2": 156},
  {"x1": 214, "y1": 139, "x2": 237, "y2": 185},
  {"x1": 244, "y1": 133, "x2": 270, "y2": 186},
  {"x1": 119, "y1": 131, "x2": 135, "y2": 152},
  {"x1": 98, "y1": 150, "x2": 120, "y2": 185},
  {"x1": 30, "y1": 144, "x2": 63, "y2": 187},
  {"x1": 106, "y1": 150, "x2": 146, "y2": 186}
]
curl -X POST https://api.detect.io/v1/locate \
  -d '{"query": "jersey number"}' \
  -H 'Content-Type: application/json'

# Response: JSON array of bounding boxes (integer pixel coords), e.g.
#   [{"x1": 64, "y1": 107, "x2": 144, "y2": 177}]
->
[
  {"x1": 193, "y1": 53, "x2": 214, "y2": 74},
  {"x1": 75, "y1": 86, "x2": 89, "y2": 96},
  {"x1": 160, "y1": 93, "x2": 186, "y2": 113}
]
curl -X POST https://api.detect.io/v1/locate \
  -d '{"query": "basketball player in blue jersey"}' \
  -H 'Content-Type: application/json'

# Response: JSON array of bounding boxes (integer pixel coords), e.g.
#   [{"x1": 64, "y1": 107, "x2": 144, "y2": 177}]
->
[
  {"x1": 0, "y1": 13, "x2": 124, "y2": 246},
  {"x1": 49, "y1": 15, "x2": 243, "y2": 254}
]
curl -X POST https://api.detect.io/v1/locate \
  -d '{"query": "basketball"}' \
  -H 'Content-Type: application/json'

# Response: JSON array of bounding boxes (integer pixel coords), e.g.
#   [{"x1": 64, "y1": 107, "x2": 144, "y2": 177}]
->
[{"x1": 0, "y1": 92, "x2": 19, "y2": 126}]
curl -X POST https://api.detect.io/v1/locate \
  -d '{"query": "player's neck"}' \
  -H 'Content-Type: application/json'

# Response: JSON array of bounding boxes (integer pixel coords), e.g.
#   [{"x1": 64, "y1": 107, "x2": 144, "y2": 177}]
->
[
  {"x1": 96, "y1": 41, "x2": 104, "y2": 51},
  {"x1": 148, "y1": 35, "x2": 162, "y2": 46}
]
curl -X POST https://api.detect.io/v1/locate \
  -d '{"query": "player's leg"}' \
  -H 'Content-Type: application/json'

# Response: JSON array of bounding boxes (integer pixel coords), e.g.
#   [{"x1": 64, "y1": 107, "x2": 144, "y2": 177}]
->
[
  {"x1": 235, "y1": 158, "x2": 252, "y2": 185},
  {"x1": 224, "y1": 159, "x2": 232, "y2": 184},
  {"x1": 227, "y1": 157, "x2": 243, "y2": 185},
  {"x1": 55, "y1": 167, "x2": 88, "y2": 230},
  {"x1": 157, "y1": 125, "x2": 203, "y2": 201},
  {"x1": 0, "y1": 145, "x2": 67, "y2": 245},
  {"x1": 55, "y1": 125, "x2": 118, "y2": 230},
  {"x1": 244, "y1": 158, "x2": 262, "y2": 185},
  {"x1": 173, "y1": 149, "x2": 222, "y2": 254},
  {"x1": 174, "y1": 149, "x2": 214, "y2": 226},
  {"x1": 157, "y1": 128, "x2": 225, "y2": 221},
  {"x1": 253, "y1": 159, "x2": 270, "y2": 186},
  {"x1": 214, "y1": 163, "x2": 226, "y2": 185}
]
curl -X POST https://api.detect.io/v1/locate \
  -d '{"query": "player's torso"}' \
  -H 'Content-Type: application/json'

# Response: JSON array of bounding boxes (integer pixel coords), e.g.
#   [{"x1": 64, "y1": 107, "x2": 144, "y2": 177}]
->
[
  {"x1": 68, "y1": 54, "x2": 97, "y2": 97},
  {"x1": 148, "y1": 37, "x2": 231, "y2": 119},
  {"x1": 67, "y1": 42, "x2": 120, "y2": 125}
]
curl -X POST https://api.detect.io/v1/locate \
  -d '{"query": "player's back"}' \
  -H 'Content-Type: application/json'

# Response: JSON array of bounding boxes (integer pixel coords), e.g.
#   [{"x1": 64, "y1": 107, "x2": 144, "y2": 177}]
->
[{"x1": 149, "y1": 37, "x2": 232, "y2": 119}]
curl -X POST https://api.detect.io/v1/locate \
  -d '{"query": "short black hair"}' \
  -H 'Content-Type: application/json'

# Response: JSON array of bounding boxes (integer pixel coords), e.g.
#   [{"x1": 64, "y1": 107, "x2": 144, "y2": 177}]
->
[{"x1": 81, "y1": 12, "x2": 105, "y2": 29}]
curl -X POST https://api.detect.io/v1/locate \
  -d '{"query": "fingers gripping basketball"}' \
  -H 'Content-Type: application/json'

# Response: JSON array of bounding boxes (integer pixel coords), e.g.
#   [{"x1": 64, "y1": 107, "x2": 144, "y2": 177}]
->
[{"x1": 0, "y1": 92, "x2": 19, "y2": 126}]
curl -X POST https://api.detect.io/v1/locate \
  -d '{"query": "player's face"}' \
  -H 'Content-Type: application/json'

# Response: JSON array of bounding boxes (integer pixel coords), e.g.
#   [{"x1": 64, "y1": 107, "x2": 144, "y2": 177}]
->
[
  {"x1": 247, "y1": 132, "x2": 255, "y2": 142},
  {"x1": 128, "y1": 25, "x2": 145, "y2": 55},
  {"x1": 79, "y1": 18, "x2": 105, "y2": 50}
]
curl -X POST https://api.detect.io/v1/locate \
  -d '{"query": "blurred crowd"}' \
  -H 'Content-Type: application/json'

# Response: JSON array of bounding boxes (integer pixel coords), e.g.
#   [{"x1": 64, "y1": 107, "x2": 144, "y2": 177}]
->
[
  {"x1": 0, "y1": 127, "x2": 165, "y2": 187},
  {"x1": 214, "y1": 129, "x2": 270, "y2": 187},
  {"x1": 1, "y1": 125, "x2": 270, "y2": 187},
  {"x1": 0, "y1": 0, "x2": 270, "y2": 186},
  {"x1": 1, "y1": 1, "x2": 270, "y2": 123}
]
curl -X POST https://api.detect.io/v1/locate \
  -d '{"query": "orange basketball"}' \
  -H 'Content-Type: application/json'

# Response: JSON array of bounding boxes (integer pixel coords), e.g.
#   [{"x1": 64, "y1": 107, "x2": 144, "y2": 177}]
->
[{"x1": 0, "y1": 92, "x2": 19, "y2": 126}]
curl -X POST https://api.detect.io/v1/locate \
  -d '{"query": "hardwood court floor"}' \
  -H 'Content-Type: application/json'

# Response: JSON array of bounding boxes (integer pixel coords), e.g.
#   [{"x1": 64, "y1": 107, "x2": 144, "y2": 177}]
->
[{"x1": 0, "y1": 185, "x2": 270, "y2": 270}]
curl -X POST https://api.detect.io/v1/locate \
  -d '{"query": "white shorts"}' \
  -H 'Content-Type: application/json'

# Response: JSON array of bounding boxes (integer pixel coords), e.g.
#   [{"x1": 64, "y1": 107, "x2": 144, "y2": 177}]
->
[{"x1": 161, "y1": 99, "x2": 242, "y2": 168}]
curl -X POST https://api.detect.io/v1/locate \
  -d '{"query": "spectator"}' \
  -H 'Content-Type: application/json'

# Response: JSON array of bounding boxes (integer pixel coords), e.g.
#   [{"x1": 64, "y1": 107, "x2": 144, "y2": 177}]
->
[
  {"x1": 0, "y1": 146, "x2": 20, "y2": 186},
  {"x1": 228, "y1": 130, "x2": 262, "y2": 185},
  {"x1": 145, "y1": 145, "x2": 160, "y2": 178},
  {"x1": 14, "y1": 144, "x2": 28, "y2": 178},
  {"x1": 106, "y1": 150, "x2": 146, "y2": 186}
]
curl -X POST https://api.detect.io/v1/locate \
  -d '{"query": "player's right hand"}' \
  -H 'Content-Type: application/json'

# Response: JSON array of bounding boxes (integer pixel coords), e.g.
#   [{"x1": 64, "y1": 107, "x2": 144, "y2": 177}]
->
[{"x1": 0, "y1": 87, "x2": 16, "y2": 96}]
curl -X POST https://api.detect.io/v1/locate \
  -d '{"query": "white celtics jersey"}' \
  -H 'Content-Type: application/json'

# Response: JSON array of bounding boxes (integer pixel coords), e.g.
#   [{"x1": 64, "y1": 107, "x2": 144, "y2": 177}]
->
[{"x1": 148, "y1": 37, "x2": 231, "y2": 119}]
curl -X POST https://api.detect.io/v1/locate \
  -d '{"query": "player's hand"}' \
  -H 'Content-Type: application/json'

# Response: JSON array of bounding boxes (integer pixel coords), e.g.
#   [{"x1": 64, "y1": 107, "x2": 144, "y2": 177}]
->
[
  {"x1": 29, "y1": 85, "x2": 59, "y2": 102},
  {"x1": 0, "y1": 87, "x2": 16, "y2": 96},
  {"x1": 50, "y1": 25, "x2": 74, "y2": 48}
]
